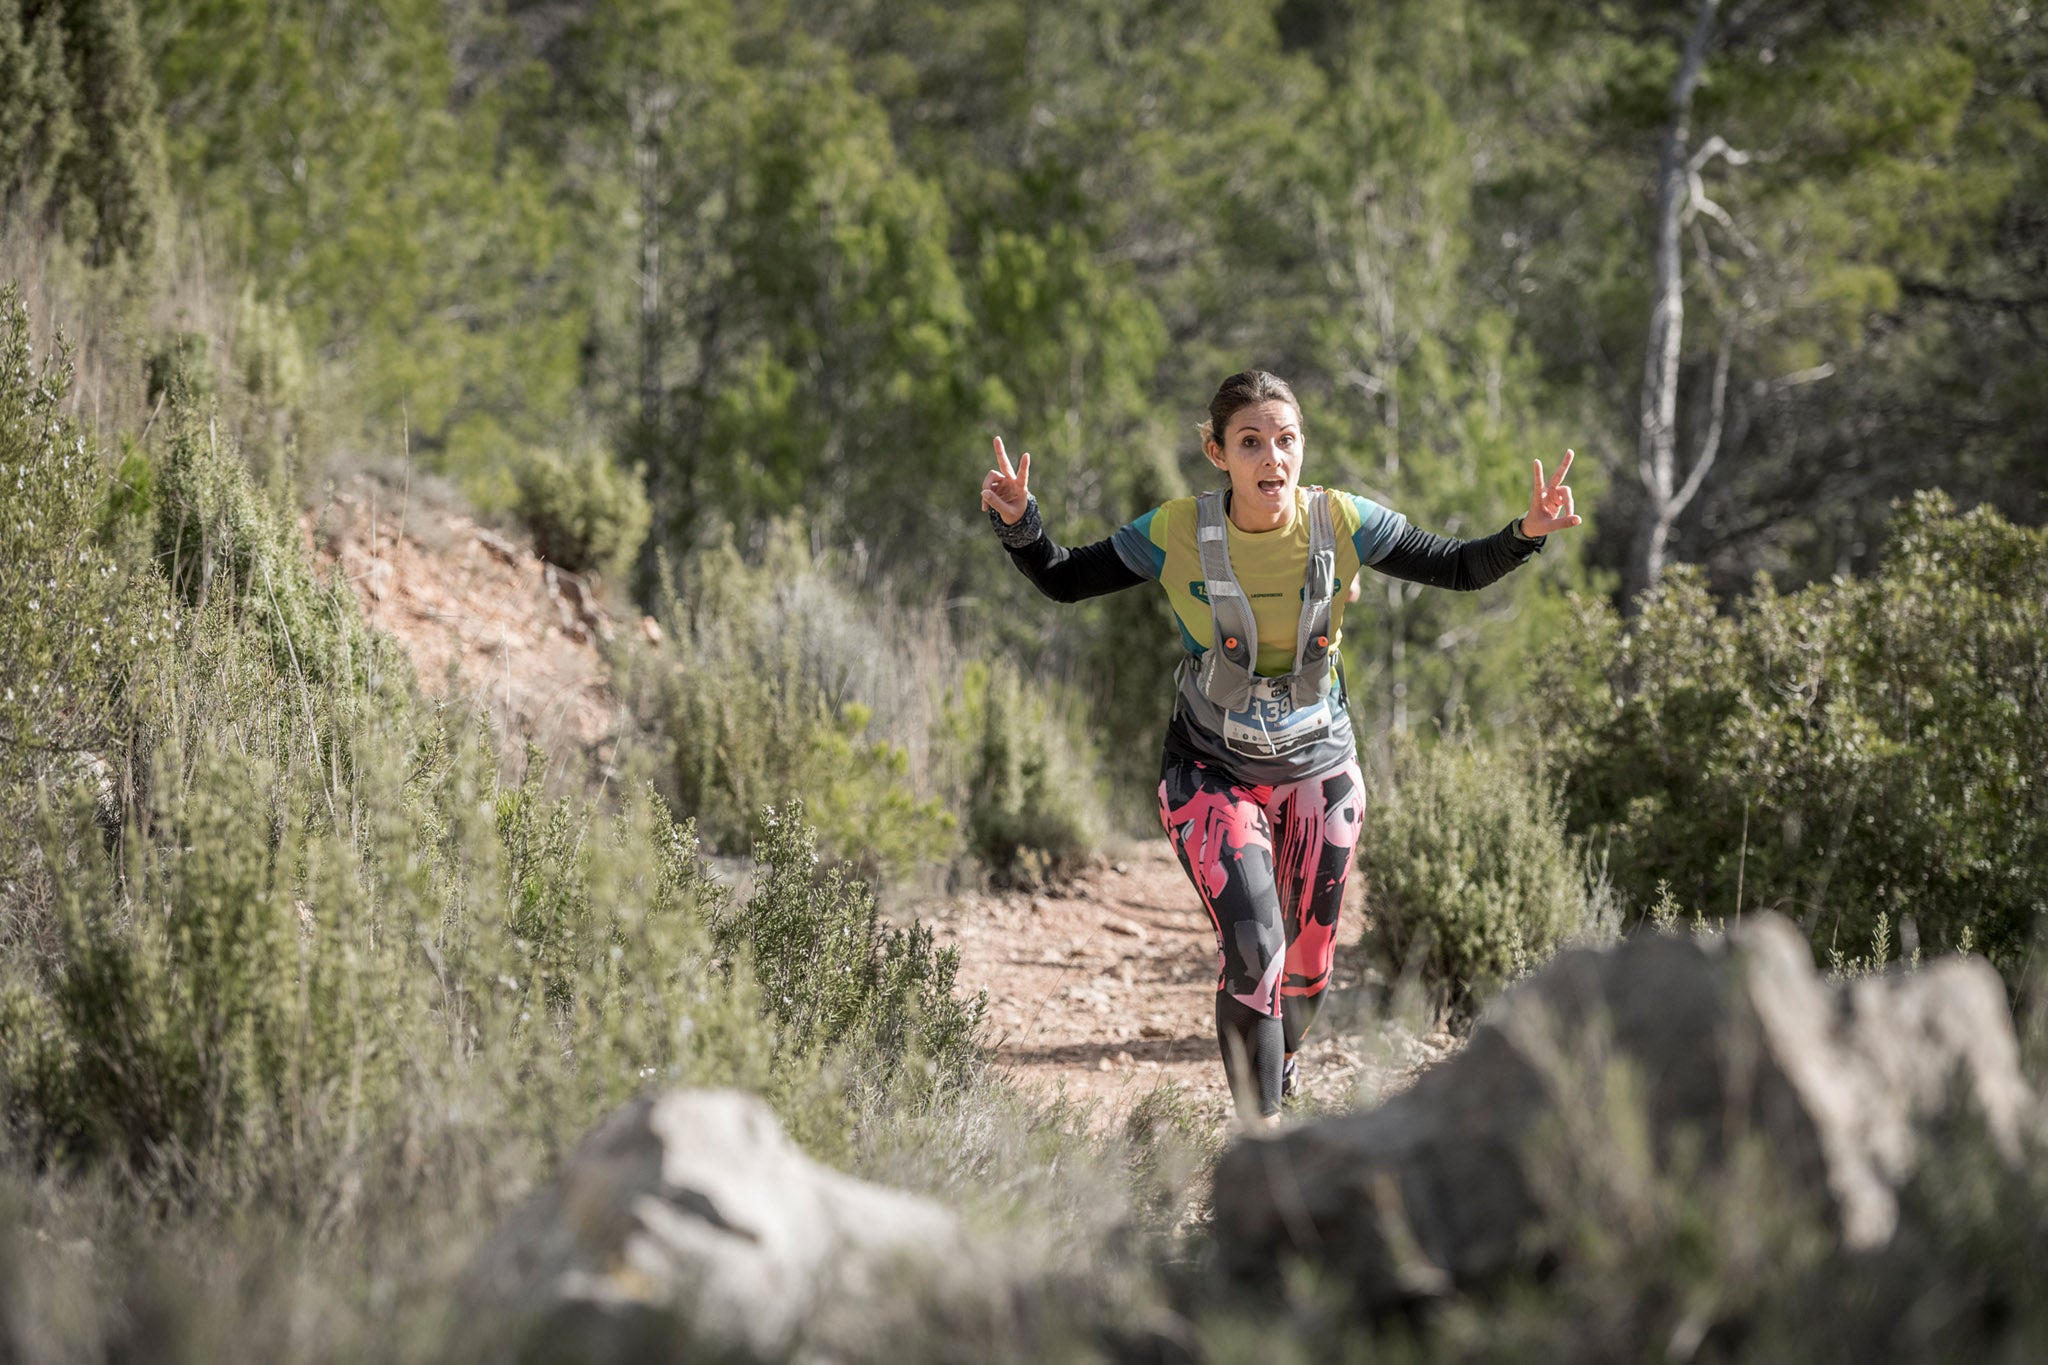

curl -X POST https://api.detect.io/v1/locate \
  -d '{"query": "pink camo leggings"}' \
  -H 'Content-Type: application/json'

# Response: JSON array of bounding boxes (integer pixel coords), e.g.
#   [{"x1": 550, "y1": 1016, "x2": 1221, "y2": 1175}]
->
[{"x1": 1157, "y1": 755, "x2": 1366, "y2": 1025}]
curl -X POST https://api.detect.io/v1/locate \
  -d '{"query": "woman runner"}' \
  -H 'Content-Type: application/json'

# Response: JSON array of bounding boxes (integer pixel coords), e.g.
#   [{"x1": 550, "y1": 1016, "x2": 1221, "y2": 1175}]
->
[{"x1": 980, "y1": 369, "x2": 1583, "y2": 1123}]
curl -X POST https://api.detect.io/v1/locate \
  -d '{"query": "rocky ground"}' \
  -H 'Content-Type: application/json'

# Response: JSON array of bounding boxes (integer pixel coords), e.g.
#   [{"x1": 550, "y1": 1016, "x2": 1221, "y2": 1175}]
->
[{"x1": 312, "y1": 468, "x2": 1458, "y2": 1131}]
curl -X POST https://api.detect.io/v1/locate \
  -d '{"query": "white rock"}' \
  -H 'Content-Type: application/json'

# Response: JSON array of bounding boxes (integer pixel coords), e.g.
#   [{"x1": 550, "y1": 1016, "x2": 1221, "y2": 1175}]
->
[{"x1": 468, "y1": 1089, "x2": 973, "y2": 1362}]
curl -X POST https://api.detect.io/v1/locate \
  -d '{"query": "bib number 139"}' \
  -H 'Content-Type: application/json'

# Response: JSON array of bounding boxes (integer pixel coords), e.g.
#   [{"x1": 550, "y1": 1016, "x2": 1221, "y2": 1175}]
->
[{"x1": 1223, "y1": 679, "x2": 1332, "y2": 758}]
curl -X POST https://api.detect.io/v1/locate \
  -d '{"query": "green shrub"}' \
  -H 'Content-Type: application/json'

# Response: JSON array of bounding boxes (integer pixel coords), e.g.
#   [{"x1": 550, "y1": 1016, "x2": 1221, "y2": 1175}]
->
[
  {"x1": 1362, "y1": 732, "x2": 1613, "y2": 1017},
  {"x1": 714, "y1": 802, "x2": 984, "y2": 1101},
  {"x1": 664, "y1": 645, "x2": 959, "y2": 881},
  {"x1": 644, "y1": 524, "x2": 1110, "y2": 887},
  {"x1": 3, "y1": 300, "x2": 984, "y2": 1198},
  {"x1": 938, "y1": 659, "x2": 1102, "y2": 886},
  {"x1": 152, "y1": 381, "x2": 371, "y2": 694},
  {"x1": 653, "y1": 529, "x2": 962, "y2": 881},
  {"x1": 1546, "y1": 495, "x2": 2048, "y2": 976},
  {"x1": 511, "y1": 445, "x2": 650, "y2": 582},
  {"x1": 145, "y1": 331, "x2": 213, "y2": 408},
  {"x1": 0, "y1": 289, "x2": 166, "y2": 895},
  {"x1": 0, "y1": 709, "x2": 853, "y2": 1200}
]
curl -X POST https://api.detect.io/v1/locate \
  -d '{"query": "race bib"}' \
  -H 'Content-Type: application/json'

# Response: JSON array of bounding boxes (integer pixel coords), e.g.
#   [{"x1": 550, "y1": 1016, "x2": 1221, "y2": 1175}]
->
[{"x1": 1222, "y1": 677, "x2": 1335, "y2": 758}]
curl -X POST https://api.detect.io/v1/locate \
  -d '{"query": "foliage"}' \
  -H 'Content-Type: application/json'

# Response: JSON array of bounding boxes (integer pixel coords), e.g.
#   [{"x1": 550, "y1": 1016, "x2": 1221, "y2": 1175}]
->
[
  {"x1": 937, "y1": 659, "x2": 1102, "y2": 886},
  {"x1": 645, "y1": 525, "x2": 1108, "y2": 885},
  {"x1": 138, "y1": 0, "x2": 589, "y2": 492},
  {"x1": 511, "y1": 444, "x2": 650, "y2": 583},
  {"x1": 652, "y1": 528, "x2": 963, "y2": 881},
  {"x1": 1547, "y1": 495, "x2": 2048, "y2": 974},
  {"x1": 1362, "y1": 730, "x2": 1615, "y2": 1017},
  {"x1": 151, "y1": 381, "x2": 370, "y2": 691},
  {"x1": 0, "y1": 0, "x2": 165, "y2": 261},
  {"x1": 0, "y1": 288, "x2": 165, "y2": 889},
  {"x1": 0, "y1": 308, "x2": 987, "y2": 1210},
  {"x1": 72, "y1": 0, "x2": 2044, "y2": 826},
  {"x1": 713, "y1": 803, "x2": 984, "y2": 1096},
  {"x1": 1468, "y1": 0, "x2": 2043, "y2": 592}
]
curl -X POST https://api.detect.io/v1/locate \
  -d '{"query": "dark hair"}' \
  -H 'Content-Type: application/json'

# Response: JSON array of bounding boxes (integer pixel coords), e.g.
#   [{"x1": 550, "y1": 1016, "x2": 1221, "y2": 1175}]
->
[{"x1": 1201, "y1": 370, "x2": 1300, "y2": 451}]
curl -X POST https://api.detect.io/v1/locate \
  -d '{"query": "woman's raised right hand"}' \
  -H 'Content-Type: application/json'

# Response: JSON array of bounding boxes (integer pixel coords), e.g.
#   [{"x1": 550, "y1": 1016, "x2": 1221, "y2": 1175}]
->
[{"x1": 980, "y1": 437, "x2": 1031, "y2": 525}]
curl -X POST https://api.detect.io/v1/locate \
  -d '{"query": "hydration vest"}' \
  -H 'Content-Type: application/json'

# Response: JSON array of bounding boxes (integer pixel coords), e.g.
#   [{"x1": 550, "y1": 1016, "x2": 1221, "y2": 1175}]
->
[{"x1": 1177, "y1": 487, "x2": 1340, "y2": 758}]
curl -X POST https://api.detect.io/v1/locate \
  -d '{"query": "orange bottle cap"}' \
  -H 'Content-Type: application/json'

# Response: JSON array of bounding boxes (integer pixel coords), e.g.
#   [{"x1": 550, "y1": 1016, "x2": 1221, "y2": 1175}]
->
[{"x1": 1223, "y1": 636, "x2": 1239, "y2": 650}]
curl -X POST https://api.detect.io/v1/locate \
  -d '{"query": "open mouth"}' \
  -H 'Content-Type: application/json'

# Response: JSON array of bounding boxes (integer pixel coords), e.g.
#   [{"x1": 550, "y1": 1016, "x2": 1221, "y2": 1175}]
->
[{"x1": 1257, "y1": 476, "x2": 1287, "y2": 496}]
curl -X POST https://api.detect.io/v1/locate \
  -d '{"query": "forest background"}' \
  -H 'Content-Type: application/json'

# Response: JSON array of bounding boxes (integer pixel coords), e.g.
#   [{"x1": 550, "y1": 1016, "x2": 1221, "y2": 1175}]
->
[{"x1": 2, "y1": 0, "x2": 2046, "y2": 1359}]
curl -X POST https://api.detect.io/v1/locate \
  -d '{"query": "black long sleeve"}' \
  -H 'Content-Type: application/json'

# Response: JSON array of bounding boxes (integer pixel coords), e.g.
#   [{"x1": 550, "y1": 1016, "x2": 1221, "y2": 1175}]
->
[
  {"x1": 989, "y1": 496, "x2": 1144, "y2": 602},
  {"x1": 1370, "y1": 519, "x2": 1544, "y2": 591}
]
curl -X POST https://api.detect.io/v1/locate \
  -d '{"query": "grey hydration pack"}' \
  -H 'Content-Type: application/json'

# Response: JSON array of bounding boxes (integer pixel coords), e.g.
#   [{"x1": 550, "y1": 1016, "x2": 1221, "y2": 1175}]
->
[{"x1": 1178, "y1": 487, "x2": 1340, "y2": 758}]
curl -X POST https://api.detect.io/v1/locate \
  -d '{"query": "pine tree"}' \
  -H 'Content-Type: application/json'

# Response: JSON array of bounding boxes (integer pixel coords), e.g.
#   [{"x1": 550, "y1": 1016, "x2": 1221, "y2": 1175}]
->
[
  {"x1": 0, "y1": 0, "x2": 80, "y2": 226},
  {"x1": 0, "y1": 0, "x2": 163, "y2": 261},
  {"x1": 52, "y1": 0, "x2": 166, "y2": 261}
]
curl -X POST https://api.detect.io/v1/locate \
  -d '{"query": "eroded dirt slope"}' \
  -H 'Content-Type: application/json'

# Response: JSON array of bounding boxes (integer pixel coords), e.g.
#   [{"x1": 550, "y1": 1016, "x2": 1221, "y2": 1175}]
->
[{"x1": 306, "y1": 469, "x2": 638, "y2": 780}]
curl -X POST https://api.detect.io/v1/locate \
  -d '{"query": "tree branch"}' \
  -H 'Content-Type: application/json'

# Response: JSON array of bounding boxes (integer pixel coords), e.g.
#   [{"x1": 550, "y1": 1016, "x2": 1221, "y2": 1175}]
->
[
  {"x1": 1671, "y1": 335, "x2": 1734, "y2": 517},
  {"x1": 1685, "y1": 136, "x2": 1761, "y2": 258}
]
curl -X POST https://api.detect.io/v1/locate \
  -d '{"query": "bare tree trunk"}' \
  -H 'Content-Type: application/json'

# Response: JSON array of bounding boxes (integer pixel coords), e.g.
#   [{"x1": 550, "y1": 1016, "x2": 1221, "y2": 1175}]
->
[{"x1": 1628, "y1": 0, "x2": 1722, "y2": 606}]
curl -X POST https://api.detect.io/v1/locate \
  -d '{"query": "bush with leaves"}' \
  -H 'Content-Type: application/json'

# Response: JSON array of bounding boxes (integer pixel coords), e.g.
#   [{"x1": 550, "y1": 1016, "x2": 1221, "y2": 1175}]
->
[
  {"x1": 714, "y1": 802, "x2": 984, "y2": 1100},
  {"x1": 0, "y1": 289, "x2": 166, "y2": 898},
  {"x1": 512, "y1": 444, "x2": 650, "y2": 583},
  {"x1": 1546, "y1": 495, "x2": 2048, "y2": 976},
  {"x1": 4, "y1": 715, "x2": 826, "y2": 1201},
  {"x1": 1361, "y1": 732, "x2": 1614, "y2": 1018},
  {"x1": 652, "y1": 529, "x2": 964, "y2": 881},
  {"x1": 937, "y1": 659, "x2": 1102, "y2": 886}
]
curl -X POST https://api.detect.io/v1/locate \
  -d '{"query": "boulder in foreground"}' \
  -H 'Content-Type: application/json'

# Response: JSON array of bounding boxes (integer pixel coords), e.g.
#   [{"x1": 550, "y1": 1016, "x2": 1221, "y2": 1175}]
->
[
  {"x1": 465, "y1": 1088, "x2": 972, "y2": 1363},
  {"x1": 1210, "y1": 915, "x2": 2033, "y2": 1313}
]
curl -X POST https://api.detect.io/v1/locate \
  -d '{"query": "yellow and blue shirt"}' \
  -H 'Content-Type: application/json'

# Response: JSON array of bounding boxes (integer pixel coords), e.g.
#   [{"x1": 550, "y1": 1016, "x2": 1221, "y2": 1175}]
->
[{"x1": 1109, "y1": 488, "x2": 1408, "y2": 675}]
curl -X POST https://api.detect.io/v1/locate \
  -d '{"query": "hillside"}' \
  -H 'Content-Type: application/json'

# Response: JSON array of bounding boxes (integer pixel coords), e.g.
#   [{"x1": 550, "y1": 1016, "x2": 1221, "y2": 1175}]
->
[{"x1": 308, "y1": 466, "x2": 1453, "y2": 1124}]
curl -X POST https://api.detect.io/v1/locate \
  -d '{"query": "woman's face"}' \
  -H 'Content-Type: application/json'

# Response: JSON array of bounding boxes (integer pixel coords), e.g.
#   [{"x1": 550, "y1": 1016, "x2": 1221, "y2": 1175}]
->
[{"x1": 1204, "y1": 399, "x2": 1303, "y2": 532}]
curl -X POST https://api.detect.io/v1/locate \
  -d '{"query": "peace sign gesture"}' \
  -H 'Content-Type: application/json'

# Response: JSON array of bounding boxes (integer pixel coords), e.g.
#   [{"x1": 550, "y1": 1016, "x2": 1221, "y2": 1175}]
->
[
  {"x1": 1522, "y1": 449, "x2": 1583, "y2": 539},
  {"x1": 981, "y1": 437, "x2": 1032, "y2": 526}
]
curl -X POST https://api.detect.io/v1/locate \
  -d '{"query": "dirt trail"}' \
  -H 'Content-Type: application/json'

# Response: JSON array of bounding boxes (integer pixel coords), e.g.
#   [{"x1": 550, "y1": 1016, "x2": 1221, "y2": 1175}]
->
[{"x1": 916, "y1": 840, "x2": 1458, "y2": 1124}]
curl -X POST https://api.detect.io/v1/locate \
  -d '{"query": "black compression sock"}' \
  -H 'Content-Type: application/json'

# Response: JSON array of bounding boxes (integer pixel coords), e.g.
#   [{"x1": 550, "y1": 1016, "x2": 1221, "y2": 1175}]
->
[
  {"x1": 1215, "y1": 994, "x2": 1285, "y2": 1118},
  {"x1": 1282, "y1": 992, "x2": 1324, "y2": 1055}
]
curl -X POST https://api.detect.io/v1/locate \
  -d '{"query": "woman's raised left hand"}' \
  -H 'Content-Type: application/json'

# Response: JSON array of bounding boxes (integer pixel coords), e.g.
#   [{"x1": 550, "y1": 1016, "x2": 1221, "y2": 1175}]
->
[{"x1": 1522, "y1": 449, "x2": 1582, "y2": 538}]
